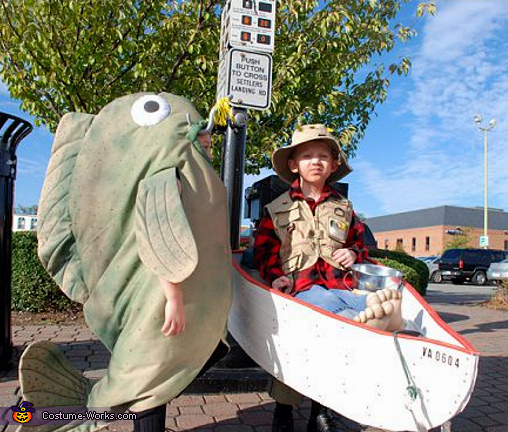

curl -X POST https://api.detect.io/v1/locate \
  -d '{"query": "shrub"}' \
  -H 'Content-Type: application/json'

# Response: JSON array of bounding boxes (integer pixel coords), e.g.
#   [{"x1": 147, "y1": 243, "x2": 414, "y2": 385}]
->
[
  {"x1": 374, "y1": 258, "x2": 421, "y2": 294},
  {"x1": 11, "y1": 231, "x2": 80, "y2": 312},
  {"x1": 488, "y1": 280, "x2": 508, "y2": 310},
  {"x1": 368, "y1": 249, "x2": 429, "y2": 295}
]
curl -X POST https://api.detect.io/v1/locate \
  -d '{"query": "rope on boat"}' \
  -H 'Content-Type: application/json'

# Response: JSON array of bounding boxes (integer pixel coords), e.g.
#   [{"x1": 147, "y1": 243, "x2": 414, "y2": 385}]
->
[{"x1": 393, "y1": 330, "x2": 429, "y2": 432}]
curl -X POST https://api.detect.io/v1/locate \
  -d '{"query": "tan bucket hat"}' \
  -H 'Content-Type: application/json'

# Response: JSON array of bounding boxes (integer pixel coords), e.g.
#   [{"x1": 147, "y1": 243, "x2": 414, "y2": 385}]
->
[{"x1": 272, "y1": 124, "x2": 353, "y2": 184}]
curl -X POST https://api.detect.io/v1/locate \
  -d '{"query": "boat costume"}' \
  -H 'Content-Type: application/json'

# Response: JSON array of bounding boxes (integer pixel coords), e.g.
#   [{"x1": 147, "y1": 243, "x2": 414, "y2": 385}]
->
[{"x1": 230, "y1": 125, "x2": 479, "y2": 431}]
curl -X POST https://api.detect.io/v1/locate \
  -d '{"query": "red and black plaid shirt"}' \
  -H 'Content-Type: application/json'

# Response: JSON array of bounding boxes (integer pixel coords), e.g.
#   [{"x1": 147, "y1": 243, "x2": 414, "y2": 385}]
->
[{"x1": 253, "y1": 179, "x2": 367, "y2": 295}]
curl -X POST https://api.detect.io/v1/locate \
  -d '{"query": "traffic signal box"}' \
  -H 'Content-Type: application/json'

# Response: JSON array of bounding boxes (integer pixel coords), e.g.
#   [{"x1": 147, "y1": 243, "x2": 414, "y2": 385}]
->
[{"x1": 220, "y1": 0, "x2": 276, "y2": 54}]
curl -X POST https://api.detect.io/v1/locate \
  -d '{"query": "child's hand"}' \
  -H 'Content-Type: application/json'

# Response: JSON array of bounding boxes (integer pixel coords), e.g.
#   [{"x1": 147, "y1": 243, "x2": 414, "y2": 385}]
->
[
  {"x1": 272, "y1": 276, "x2": 293, "y2": 291},
  {"x1": 159, "y1": 278, "x2": 186, "y2": 336},
  {"x1": 162, "y1": 298, "x2": 186, "y2": 336},
  {"x1": 332, "y1": 248, "x2": 357, "y2": 268}
]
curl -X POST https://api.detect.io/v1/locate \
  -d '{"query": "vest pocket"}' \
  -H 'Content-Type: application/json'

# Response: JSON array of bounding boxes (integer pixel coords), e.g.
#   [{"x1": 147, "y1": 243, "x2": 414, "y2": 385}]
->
[
  {"x1": 275, "y1": 208, "x2": 300, "y2": 228},
  {"x1": 328, "y1": 217, "x2": 349, "y2": 243},
  {"x1": 281, "y1": 253, "x2": 302, "y2": 274}
]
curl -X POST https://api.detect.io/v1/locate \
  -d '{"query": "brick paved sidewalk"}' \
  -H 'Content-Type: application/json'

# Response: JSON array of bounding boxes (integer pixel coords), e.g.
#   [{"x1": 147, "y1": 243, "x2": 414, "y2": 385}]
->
[{"x1": 1, "y1": 295, "x2": 507, "y2": 432}]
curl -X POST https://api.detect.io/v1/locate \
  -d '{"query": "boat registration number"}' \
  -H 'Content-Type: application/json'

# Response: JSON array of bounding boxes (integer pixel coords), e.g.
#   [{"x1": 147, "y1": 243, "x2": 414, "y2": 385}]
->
[{"x1": 422, "y1": 346, "x2": 460, "y2": 368}]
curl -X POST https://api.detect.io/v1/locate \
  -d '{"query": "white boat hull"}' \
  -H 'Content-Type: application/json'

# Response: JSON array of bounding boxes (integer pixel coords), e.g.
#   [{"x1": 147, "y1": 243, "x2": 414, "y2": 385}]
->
[{"x1": 229, "y1": 253, "x2": 479, "y2": 432}]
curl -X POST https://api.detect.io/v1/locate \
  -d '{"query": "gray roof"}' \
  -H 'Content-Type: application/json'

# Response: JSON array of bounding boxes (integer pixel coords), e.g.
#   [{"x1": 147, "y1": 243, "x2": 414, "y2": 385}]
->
[{"x1": 365, "y1": 206, "x2": 508, "y2": 232}]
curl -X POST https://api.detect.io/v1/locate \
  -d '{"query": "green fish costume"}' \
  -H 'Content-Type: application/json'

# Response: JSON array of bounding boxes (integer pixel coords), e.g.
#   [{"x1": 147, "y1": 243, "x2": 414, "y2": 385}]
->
[{"x1": 18, "y1": 93, "x2": 232, "y2": 429}]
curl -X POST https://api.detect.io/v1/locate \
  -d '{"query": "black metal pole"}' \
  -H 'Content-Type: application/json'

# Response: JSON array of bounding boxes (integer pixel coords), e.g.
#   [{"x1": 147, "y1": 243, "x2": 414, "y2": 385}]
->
[
  {"x1": 220, "y1": 108, "x2": 247, "y2": 250},
  {"x1": 0, "y1": 112, "x2": 33, "y2": 369}
]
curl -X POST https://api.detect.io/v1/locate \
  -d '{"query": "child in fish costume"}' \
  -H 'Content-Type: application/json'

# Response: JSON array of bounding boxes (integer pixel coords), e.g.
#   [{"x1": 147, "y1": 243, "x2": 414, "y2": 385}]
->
[{"x1": 17, "y1": 93, "x2": 232, "y2": 432}]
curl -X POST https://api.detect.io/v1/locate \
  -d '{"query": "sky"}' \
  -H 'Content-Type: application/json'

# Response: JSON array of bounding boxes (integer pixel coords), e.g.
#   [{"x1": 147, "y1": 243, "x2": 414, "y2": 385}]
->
[{"x1": 2, "y1": 0, "x2": 508, "y2": 221}]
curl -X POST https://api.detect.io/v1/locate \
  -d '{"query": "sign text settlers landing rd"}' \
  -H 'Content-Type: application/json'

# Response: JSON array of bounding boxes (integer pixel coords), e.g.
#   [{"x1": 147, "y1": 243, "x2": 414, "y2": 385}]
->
[
  {"x1": 217, "y1": 0, "x2": 275, "y2": 111},
  {"x1": 227, "y1": 49, "x2": 272, "y2": 110}
]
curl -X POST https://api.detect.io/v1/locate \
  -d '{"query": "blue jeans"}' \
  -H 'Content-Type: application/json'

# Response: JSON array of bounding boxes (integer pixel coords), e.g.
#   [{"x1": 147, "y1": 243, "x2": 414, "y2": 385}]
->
[{"x1": 294, "y1": 285, "x2": 367, "y2": 319}]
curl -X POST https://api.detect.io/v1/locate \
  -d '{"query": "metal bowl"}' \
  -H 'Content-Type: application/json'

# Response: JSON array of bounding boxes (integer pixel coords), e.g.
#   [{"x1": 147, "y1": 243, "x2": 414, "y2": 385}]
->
[{"x1": 349, "y1": 263, "x2": 403, "y2": 292}]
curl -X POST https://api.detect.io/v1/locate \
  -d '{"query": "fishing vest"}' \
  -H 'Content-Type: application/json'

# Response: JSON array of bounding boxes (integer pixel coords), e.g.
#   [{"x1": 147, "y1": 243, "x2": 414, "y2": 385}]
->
[{"x1": 265, "y1": 191, "x2": 353, "y2": 275}]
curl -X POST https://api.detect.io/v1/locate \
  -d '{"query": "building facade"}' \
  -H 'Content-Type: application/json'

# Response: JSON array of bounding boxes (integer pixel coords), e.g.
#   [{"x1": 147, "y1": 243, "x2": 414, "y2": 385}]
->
[
  {"x1": 13, "y1": 214, "x2": 37, "y2": 232},
  {"x1": 365, "y1": 206, "x2": 508, "y2": 257}
]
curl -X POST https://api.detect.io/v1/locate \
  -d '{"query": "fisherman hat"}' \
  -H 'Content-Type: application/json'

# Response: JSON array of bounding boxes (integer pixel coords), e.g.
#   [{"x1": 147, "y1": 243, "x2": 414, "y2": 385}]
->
[{"x1": 272, "y1": 124, "x2": 353, "y2": 184}]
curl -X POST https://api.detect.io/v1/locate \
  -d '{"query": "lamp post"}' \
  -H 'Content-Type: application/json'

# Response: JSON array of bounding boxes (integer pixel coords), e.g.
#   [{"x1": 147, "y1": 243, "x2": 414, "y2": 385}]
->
[{"x1": 473, "y1": 115, "x2": 496, "y2": 249}]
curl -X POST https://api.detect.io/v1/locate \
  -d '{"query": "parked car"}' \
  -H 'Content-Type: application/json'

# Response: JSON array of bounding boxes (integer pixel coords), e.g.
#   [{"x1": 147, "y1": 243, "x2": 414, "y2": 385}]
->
[
  {"x1": 417, "y1": 255, "x2": 439, "y2": 264},
  {"x1": 487, "y1": 258, "x2": 508, "y2": 284},
  {"x1": 438, "y1": 248, "x2": 507, "y2": 285},
  {"x1": 426, "y1": 256, "x2": 442, "y2": 283}
]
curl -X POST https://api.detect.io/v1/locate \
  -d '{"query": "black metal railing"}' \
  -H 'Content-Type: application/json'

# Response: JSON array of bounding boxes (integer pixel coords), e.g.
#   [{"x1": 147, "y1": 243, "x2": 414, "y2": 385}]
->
[{"x1": 0, "y1": 111, "x2": 33, "y2": 369}]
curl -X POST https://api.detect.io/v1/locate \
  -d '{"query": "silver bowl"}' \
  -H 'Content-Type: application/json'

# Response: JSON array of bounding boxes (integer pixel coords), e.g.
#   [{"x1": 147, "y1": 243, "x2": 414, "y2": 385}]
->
[{"x1": 348, "y1": 263, "x2": 403, "y2": 292}]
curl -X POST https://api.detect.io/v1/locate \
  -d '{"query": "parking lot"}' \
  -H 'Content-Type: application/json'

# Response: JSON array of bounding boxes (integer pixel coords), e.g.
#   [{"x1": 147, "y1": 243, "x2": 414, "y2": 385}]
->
[
  {"x1": 425, "y1": 282, "x2": 496, "y2": 305},
  {"x1": 421, "y1": 281, "x2": 508, "y2": 431}
]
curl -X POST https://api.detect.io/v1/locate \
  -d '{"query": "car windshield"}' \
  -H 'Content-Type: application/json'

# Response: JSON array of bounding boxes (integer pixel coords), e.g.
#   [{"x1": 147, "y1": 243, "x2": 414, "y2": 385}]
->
[{"x1": 418, "y1": 256, "x2": 438, "y2": 263}]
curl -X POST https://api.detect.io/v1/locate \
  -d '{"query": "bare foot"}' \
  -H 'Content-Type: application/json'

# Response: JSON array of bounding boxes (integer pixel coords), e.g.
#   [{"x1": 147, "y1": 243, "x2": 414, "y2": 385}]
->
[{"x1": 354, "y1": 289, "x2": 403, "y2": 331}]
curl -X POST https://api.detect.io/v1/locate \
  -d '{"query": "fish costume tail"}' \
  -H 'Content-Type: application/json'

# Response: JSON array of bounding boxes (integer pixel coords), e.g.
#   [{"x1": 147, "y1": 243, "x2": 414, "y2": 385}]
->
[{"x1": 17, "y1": 342, "x2": 102, "y2": 432}]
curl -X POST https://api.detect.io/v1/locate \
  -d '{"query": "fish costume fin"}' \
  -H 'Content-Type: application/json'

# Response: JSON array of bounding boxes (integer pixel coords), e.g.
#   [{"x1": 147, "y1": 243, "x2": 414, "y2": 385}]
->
[
  {"x1": 135, "y1": 168, "x2": 199, "y2": 282},
  {"x1": 17, "y1": 342, "x2": 100, "y2": 432},
  {"x1": 37, "y1": 113, "x2": 94, "y2": 304}
]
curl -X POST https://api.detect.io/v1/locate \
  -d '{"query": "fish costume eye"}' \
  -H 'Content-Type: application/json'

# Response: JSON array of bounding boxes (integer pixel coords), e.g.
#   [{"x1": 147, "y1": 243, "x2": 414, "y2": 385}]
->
[{"x1": 131, "y1": 95, "x2": 171, "y2": 126}]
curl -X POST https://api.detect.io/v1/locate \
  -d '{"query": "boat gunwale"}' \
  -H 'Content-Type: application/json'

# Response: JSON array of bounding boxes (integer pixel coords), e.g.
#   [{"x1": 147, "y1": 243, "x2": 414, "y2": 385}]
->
[{"x1": 231, "y1": 250, "x2": 480, "y2": 357}]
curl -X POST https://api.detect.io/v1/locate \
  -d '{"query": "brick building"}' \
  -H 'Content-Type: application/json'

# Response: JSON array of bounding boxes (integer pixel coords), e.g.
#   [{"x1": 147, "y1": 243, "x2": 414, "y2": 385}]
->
[{"x1": 365, "y1": 206, "x2": 508, "y2": 257}]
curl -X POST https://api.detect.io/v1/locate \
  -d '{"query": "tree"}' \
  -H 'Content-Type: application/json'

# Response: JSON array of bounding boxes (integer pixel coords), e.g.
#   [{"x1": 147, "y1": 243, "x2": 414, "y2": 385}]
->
[
  {"x1": 393, "y1": 242, "x2": 407, "y2": 255},
  {"x1": 15, "y1": 204, "x2": 38, "y2": 215},
  {"x1": 445, "y1": 227, "x2": 474, "y2": 250},
  {"x1": 0, "y1": 0, "x2": 435, "y2": 173}
]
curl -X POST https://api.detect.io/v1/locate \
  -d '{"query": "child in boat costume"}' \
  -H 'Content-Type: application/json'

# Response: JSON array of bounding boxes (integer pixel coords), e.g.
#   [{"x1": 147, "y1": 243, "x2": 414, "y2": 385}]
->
[
  {"x1": 253, "y1": 123, "x2": 402, "y2": 432},
  {"x1": 17, "y1": 93, "x2": 232, "y2": 432}
]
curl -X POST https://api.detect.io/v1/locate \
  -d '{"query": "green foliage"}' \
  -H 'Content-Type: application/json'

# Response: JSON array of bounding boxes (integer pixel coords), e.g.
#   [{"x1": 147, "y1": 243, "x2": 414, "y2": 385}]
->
[
  {"x1": 0, "y1": 0, "x2": 433, "y2": 172},
  {"x1": 416, "y1": 2, "x2": 437, "y2": 17},
  {"x1": 14, "y1": 204, "x2": 38, "y2": 215},
  {"x1": 368, "y1": 248, "x2": 429, "y2": 295},
  {"x1": 445, "y1": 227, "x2": 474, "y2": 251},
  {"x1": 393, "y1": 242, "x2": 407, "y2": 254},
  {"x1": 374, "y1": 257, "x2": 420, "y2": 294},
  {"x1": 355, "y1": 212, "x2": 367, "y2": 222},
  {"x1": 11, "y1": 231, "x2": 80, "y2": 312}
]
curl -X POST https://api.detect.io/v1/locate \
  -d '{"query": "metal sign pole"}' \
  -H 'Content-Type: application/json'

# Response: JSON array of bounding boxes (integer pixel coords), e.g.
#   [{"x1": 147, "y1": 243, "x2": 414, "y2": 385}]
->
[
  {"x1": 213, "y1": 0, "x2": 276, "y2": 378},
  {"x1": 217, "y1": 0, "x2": 275, "y2": 249},
  {"x1": 0, "y1": 112, "x2": 33, "y2": 369},
  {"x1": 221, "y1": 108, "x2": 248, "y2": 250}
]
